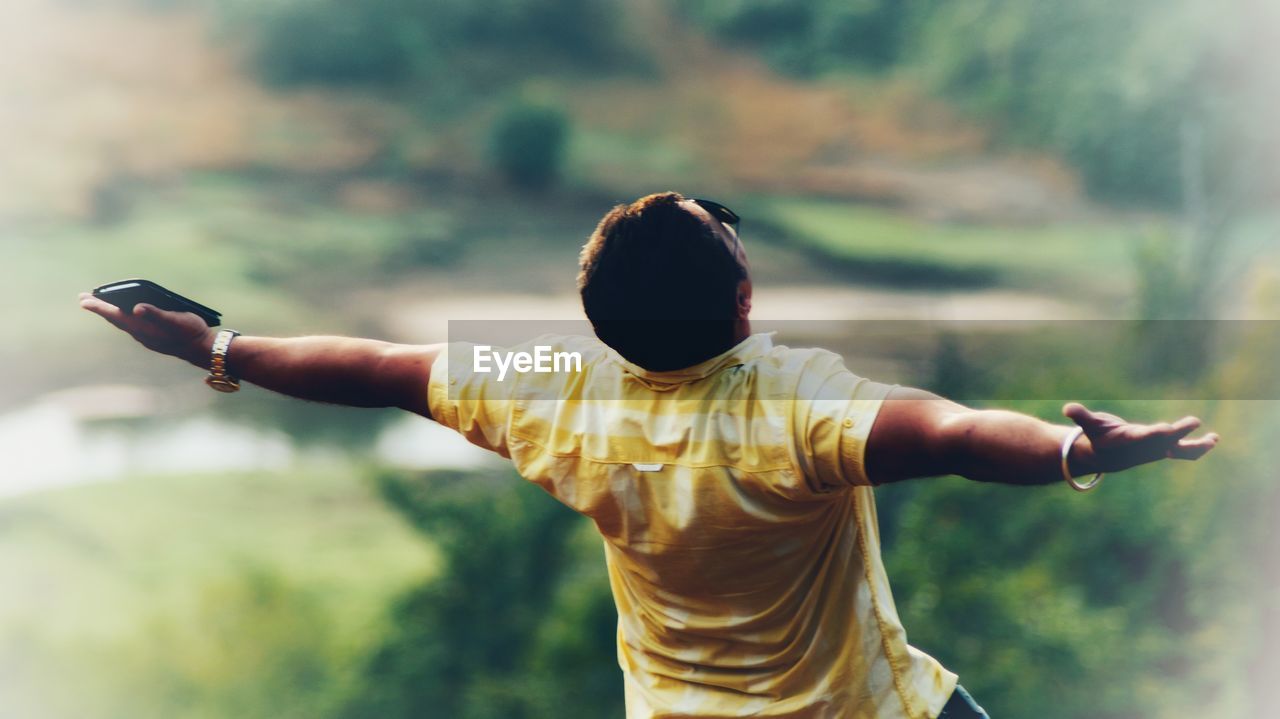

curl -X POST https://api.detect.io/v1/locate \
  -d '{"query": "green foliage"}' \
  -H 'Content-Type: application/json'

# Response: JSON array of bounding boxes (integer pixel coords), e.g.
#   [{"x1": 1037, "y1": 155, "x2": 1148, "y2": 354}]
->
[
  {"x1": 489, "y1": 102, "x2": 571, "y2": 190},
  {"x1": 1131, "y1": 232, "x2": 1215, "y2": 382},
  {"x1": 244, "y1": 0, "x2": 639, "y2": 91},
  {"x1": 875, "y1": 315, "x2": 1280, "y2": 718},
  {"x1": 878, "y1": 397, "x2": 1280, "y2": 719},
  {"x1": 682, "y1": 0, "x2": 1224, "y2": 206},
  {"x1": 682, "y1": 0, "x2": 921, "y2": 74},
  {"x1": 909, "y1": 0, "x2": 1200, "y2": 206},
  {"x1": 340, "y1": 471, "x2": 622, "y2": 719},
  {"x1": 252, "y1": 0, "x2": 423, "y2": 87}
]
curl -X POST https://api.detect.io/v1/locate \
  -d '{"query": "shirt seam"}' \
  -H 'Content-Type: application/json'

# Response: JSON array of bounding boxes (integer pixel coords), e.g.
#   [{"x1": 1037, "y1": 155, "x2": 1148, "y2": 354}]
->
[
  {"x1": 428, "y1": 358, "x2": 458, "y2": 429},
  {"x1": 781, "y1": 374, "x2": 829, "y2": 495},
  {"x1": 853, "y1": 488, "x2": 919, "y2": 718}
]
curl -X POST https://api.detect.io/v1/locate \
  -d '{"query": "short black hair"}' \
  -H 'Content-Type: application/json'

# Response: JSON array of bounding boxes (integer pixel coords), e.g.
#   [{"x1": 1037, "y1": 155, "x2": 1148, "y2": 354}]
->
[{"x1": 578, "y1": 192, "x2": 746, "y2": 371}]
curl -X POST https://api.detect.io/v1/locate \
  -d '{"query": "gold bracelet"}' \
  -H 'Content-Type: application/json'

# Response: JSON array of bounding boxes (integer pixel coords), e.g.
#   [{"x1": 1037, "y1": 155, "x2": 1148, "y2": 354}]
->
[{"x1": 1061, "y1": 426, "x2": 1104, "y2": 492}]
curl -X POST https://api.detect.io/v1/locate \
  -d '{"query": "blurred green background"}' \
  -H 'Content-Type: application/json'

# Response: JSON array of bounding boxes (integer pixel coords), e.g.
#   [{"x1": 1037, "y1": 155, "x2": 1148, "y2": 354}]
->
[{"x1": 2, "y1": 0, "x2": 1278, "y2": 717}]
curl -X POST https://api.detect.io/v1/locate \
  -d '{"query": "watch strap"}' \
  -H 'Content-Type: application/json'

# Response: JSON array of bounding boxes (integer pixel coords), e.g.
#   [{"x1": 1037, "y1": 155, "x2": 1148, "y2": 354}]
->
[{"x1": 206, "y1": 329, "x2": 241, "y2": 392}]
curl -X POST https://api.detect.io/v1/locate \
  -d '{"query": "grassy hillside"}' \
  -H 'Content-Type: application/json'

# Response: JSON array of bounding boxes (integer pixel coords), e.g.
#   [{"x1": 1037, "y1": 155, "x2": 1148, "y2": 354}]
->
[
  {"x1": 755, "y1": 196, "x2": 1139, "y2": 294},
  {"x1": 0, "y1": 465, "x2": 436, "y2": 718}
]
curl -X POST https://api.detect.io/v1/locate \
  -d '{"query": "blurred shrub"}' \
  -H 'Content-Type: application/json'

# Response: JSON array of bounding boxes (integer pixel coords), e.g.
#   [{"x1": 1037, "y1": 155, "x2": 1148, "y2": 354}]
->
[
  {"x1": 908, "y1": 0, "x2": 1197, "y2": 206},
  {"x1": 1131, "y1": 232, "x2": 1212, "y2": 382},
  {"x1": 244, "y1": 0, "x2": 639, "y2": 92},
  {"x1": 340, "y1": 470, "x2": 622, "y2": 719},
  {"x1": 682, "y1": 0, "x2": 917, "y2": 74},
  {"x1": 489, "y1": 102, "x2": 571, "y2": 190},
  {"x1": 254, "y1": 0, "x2": 422, "y2": 87},
  {"x1": 382, "y1": 231, "x2": 465, "y2": 269}
]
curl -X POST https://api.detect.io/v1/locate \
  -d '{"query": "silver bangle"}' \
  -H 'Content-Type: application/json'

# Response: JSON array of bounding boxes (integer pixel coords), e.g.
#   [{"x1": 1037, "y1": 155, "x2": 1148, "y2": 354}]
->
[{"x1": 1061, "y1": 426, "x2": 1104, "y2": 492}]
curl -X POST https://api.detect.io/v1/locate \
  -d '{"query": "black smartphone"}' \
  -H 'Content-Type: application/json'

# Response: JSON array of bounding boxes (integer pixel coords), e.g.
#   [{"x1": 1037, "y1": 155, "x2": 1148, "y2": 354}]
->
[{"x1": 92, "y1": 279, "x2": 222, "y2": 327}]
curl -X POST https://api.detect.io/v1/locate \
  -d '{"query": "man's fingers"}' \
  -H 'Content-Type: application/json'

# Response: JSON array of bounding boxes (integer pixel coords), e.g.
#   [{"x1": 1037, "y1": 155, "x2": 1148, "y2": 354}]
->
[
  {"x1": 78, "y1": 293, "x2": 106, "y2": 312},
  {"x1": 1168, "y1": 443, "x2": 1214, "y2": 461},
  {"x1": 135, "y1": 302, "x2": 198, "y2": 327},
  {"x1": 79, "y1": 294, "x2": 128, "y2": 323},
  {"x1": 1064, "y1": 403, "x2": 1129, "y2": 434},
  {"x1": 79, "y1": 294, "x2": 158, "y2": 336},
  {"x1": 1167, "y1": 433, "x2": 1220, "y2": 460},
  {"x1": 1133, "y1": 416, "x2": 1202, "y2": 446},
  {"x1": 1064, "y1": 402, "x2": 1127, "y2": 424},
  {"x1": 1163, "y1": 416, "x2": 1202, "y2": 441},
  {"x1": 1063, "y1": 402, "x2": 1095, "y2": 426}
]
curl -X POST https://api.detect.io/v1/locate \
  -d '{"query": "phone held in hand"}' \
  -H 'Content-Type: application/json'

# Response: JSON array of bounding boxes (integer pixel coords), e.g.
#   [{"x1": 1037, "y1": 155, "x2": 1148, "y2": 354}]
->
[{"x1": 92, "y1": 279, "x2": 222, "y2": 327}]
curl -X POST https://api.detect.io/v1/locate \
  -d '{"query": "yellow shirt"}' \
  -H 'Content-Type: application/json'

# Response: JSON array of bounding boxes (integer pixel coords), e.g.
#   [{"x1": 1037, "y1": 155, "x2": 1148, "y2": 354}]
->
[{"x1": 428, "y1": 333, "x2": 958, "y2": 719}]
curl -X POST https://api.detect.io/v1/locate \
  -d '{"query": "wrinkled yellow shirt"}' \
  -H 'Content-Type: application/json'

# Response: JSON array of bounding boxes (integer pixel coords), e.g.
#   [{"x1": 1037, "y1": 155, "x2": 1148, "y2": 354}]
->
[{"x1": 428, "y1": 333, "x2": 957, "y2": 719}]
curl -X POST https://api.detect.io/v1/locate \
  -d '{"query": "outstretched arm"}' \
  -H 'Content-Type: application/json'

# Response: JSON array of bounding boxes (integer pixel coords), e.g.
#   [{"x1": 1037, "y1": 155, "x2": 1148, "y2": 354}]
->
[
  {"x1": 79, "y1": 294, "x2": 441, "y2": 418},
  {"x1": 865, "y1": 387, "x2": 1219, "y2": 486}
]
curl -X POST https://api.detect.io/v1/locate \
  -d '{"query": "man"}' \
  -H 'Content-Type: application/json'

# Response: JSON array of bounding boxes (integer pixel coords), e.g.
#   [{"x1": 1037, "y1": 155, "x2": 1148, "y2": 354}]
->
[{"x1": 79, "y1": 192, "x2": 1218, "y2": 718}]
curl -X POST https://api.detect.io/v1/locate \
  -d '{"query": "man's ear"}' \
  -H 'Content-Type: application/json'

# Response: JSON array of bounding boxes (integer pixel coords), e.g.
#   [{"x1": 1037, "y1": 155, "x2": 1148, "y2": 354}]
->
[{"x1": 736, "y1": 279, "x2": 753, "y2": 319}]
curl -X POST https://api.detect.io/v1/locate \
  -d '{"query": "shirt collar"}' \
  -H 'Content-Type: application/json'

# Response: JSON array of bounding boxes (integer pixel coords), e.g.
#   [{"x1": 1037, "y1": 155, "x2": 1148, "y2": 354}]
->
[{"x1": 612, "y1": 333, "x2": 775, "y2": 387}]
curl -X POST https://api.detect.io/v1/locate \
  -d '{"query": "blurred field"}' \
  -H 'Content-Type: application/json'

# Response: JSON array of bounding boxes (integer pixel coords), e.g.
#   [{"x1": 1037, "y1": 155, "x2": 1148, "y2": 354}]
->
[
  {"x1": 0, "y1": 467, "x2": 435, "y2": 718},
  {"x1": 755, "y1": 196, "x2": 1138, "y2": 293}
]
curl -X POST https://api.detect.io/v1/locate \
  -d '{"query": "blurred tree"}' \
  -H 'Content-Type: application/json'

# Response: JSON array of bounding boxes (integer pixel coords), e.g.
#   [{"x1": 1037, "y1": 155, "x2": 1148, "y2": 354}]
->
[
  {"x1": 340, "y1": 470, "x2": 622, "y2": 719},
  {"x1": 243, "y1": 0, "x2": 640, "y2": 93},
  {"x1": 489, "y1": 102, "x2": 571, "y2": 190},
  {"x1": 680, "y1": 0, "x2": 1273, "y2": 209},
  {"x1": 522, "y1": 522, "x2": 622, "y2": 716},
  {"x1": 1128, "y1": 8, "x2": 1276, "y2": 380},
  {"x1": 1131, "y1": 232, "x2": 1213, "y2": 382},
  {"x1": 681, "y1": 0, "x2": 921, "y2": 74},
  {"x1": 907, "y1": 0, "x2": 1187, "y2": 204},
  {"x1": 252, "y1": 0, "x2": 424, "y2": 87}
]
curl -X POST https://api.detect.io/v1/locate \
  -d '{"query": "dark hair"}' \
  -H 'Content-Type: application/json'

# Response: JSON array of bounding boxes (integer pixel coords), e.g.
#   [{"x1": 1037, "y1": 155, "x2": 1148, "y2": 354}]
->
[{"x1": 578, "y1": 192, "x2": 747, "y2": 371}]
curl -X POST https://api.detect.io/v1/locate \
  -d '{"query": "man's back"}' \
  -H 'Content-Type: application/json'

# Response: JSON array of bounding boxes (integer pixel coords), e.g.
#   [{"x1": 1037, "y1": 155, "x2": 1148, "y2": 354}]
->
[{"x1": 430, "y1": 333, "x2": 957, "y2": 719}]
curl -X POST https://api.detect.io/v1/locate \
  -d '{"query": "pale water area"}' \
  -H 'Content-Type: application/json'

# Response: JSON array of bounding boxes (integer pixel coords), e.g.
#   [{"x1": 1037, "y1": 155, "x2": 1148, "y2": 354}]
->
[{"x1": 0, "y1": 385, "x2": 499, "y2": 499}]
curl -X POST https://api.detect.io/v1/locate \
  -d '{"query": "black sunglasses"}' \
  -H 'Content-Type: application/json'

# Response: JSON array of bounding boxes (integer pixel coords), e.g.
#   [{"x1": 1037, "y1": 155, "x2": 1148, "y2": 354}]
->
[{"x1": 692, "y1": 198, "x2": 740, "y2": 233}]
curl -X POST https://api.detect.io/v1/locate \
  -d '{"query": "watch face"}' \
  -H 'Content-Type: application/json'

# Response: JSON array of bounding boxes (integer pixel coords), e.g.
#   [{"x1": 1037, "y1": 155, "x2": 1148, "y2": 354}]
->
[{"x1": 206, "y1": 376, "x2": 240, "y2": 393}]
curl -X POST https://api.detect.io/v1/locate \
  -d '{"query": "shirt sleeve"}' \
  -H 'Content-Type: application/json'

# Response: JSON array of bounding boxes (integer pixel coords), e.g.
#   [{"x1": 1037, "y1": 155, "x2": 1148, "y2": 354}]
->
[
  {"x1": 427, "y1": 341, "x2": 520, "y2": 457},
  {"x1": 793, "y1": 353, "x2": 895, "y2": 489}
]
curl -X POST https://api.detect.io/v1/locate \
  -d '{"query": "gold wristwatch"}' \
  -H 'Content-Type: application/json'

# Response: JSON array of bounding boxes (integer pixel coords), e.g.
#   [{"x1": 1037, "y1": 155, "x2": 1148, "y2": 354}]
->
[{"x1": 205, "y1": 329, "x2": 241, "y2": 393}]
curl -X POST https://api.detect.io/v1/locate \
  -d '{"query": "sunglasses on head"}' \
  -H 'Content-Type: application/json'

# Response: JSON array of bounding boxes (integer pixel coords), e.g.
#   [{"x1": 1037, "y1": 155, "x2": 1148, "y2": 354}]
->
[{"x1": 692, "y1": 198, "x2": 740, "y2": 233}]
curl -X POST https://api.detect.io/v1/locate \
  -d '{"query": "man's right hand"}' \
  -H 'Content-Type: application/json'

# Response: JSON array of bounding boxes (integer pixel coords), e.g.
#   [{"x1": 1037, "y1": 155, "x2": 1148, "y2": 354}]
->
[
  {"x1": 1063, "y1": 402, "x2": 1218, "y2": 474},
  {"x1": 78, "y1": 292, "x2": 215, "y2": 366},
  {"x1": 867, "y1": 387, "x2": 1219, "y2": 485}
]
